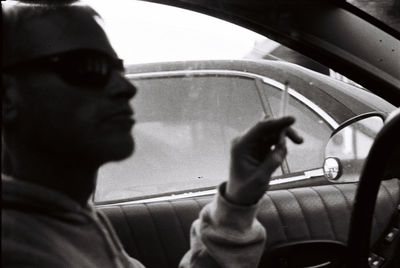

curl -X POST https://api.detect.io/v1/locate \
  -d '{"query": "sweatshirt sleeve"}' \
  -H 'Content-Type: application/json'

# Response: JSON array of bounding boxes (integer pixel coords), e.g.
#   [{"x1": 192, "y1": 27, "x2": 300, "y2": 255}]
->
[{"x1": 179, "y1": 182, "x2": 266, "y2": 268}]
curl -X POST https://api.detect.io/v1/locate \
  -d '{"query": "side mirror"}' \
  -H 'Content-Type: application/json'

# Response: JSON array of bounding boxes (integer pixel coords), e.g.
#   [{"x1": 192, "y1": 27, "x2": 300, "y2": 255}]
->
[
  {"x1": 323, "y1": 113, "x2": 384, "y2": 183},
  {"x1": 323, "y1": 157, "x2": 342, "y2": 181}
]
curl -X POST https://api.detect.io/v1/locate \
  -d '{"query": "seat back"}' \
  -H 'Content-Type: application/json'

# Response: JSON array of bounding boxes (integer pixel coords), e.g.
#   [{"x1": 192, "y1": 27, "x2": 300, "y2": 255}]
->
[{"x1": 98, "y1": 180, "x2": 400, "y2": 268}]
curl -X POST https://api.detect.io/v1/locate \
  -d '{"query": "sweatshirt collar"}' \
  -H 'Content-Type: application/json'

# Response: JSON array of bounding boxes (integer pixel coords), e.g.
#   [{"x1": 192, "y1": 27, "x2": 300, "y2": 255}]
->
[{"x1": 2, "y1": 174, "x2": 94, "y2": 216}]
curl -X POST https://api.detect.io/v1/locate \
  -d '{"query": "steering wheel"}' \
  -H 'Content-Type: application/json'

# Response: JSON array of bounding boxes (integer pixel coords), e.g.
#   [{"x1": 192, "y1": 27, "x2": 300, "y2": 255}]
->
[
  {"x1": 258, "y1": 111, "x2": 400, "y2": 268},
  {"x1": 346, "y1": 110, "x2": 400, "y2": 267}
]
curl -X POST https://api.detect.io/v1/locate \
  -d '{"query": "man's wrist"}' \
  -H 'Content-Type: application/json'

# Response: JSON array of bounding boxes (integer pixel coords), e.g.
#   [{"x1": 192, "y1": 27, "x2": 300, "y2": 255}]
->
[
  {"x1": 208, "y1": 182, "x2": 263, "y2": 233},
  {"x1": 223, "y1": 182, "x2": 259, "y2": 207}
]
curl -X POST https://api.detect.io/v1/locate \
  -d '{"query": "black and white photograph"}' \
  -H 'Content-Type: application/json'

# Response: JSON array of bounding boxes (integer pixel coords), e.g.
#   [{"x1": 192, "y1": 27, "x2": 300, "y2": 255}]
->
[{"x1": 2, "y1": 0, "x2": 400, "y2": 267}]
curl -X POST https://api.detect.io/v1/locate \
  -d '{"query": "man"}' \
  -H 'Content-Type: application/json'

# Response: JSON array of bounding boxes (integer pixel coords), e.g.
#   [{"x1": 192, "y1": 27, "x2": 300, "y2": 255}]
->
[{"x1": 1, "y1": 1, "x2": 302, "y2": 267}]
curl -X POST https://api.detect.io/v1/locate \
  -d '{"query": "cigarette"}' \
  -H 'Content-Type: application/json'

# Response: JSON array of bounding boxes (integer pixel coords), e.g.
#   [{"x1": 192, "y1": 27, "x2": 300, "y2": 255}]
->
[{"x1": 279, "y1": 81, "x2": 289, "y2": 117}]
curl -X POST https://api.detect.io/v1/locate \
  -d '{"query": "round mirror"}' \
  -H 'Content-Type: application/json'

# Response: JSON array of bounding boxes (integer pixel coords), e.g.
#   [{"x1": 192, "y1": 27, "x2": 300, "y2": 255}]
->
[
  {"x1": 323, "y1": 157, "x2": 342, "y2": 181},
  {"x1": 323, "y1": 115, "x2": 384, "y2": 183}
]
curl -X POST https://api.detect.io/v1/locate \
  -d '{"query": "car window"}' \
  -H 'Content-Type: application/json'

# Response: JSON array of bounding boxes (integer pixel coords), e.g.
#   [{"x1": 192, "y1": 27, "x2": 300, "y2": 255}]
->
[
  {"x1": 262, "y1": 83, "x2": 333, "y2": 173},
  {"x1": 89, "y1": 0, "x2": 396, "y2": 203},
  {"x1": 95, "y1": 74, "x2": 267, "y2": 202}
]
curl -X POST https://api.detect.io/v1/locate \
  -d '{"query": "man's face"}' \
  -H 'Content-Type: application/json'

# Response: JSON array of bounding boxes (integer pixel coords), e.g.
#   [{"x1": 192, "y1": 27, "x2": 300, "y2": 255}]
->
[
  {"x1": 14, "y1": 50, "x2": 136, "y2": 164},
  {"x1": 13, "y1": 51, "x2": 137, "y2": 166},
  {"x1": 3, "y1": 7, "x2": 138, "y2": 167}
]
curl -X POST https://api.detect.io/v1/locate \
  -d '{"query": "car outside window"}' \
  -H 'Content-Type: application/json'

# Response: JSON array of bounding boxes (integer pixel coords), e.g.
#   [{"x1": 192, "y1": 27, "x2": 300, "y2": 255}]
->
[
  {"x1": 90, "y1": 1, "x2": 395, "y2": 203},
  {"x1": 95, "y1": 74, "x2": 266, "y2": 202},
  {"x1": 262, "y1": 83, "x2": 333, "y2": 173}
]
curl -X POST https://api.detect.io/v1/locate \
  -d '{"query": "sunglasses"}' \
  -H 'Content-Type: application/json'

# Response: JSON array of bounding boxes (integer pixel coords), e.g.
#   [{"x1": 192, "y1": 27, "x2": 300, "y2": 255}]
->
[{"x1": 6, "y1": 50, "x2": 125, "y2": 87}]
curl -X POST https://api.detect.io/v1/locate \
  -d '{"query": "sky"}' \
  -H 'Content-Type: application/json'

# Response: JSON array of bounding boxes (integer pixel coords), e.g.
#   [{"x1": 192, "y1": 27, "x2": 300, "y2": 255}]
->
[{"x1": 82, "y1": 0, "x2": 270, "y2": 64}]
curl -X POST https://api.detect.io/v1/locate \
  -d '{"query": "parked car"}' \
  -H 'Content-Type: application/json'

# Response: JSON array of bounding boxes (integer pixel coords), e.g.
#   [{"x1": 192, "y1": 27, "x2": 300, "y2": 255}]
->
[
  {"x1": 95, "y1": 59, "x2": 395, "y2": 202},
  {"x1": 86, "y1": 0, "x2": 400, "y2": 267}
]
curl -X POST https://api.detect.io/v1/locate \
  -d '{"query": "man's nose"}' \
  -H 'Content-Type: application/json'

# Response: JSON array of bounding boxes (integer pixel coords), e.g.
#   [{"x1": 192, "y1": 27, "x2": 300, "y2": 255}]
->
[{"x1": 106, "y1": 72, "x2": 137, "y2": 100}]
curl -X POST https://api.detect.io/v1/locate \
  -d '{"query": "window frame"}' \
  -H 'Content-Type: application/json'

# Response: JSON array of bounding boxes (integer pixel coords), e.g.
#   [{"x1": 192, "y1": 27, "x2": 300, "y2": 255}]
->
[{"x1": 94, "y1": 68, "x2": 340, "y2": 205}]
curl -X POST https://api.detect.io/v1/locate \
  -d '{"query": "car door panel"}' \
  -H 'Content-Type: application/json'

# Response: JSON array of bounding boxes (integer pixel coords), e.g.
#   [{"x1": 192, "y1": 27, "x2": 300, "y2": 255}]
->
[{"x1": 98, "y1": 179, "x2": 399, "y2": 268}]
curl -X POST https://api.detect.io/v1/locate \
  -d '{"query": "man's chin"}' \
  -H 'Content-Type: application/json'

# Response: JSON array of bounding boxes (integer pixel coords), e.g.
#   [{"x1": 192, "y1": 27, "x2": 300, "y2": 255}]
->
[
  {"x1": 109, "y1": 139, "x2": 135, "y2": 161},
  {"x1": 93, "y1": 136, "x2": 135, "y2": 164}
]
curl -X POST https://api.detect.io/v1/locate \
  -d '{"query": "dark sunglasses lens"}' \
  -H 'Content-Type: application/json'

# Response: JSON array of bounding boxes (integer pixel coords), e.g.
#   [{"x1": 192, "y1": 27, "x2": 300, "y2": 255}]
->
[
  {"x1": 57, "y1": 53, "x2": 123, "y2": 87},
  {"x1": 62, "y1": 71, "x2": 109, "y2": 87}
]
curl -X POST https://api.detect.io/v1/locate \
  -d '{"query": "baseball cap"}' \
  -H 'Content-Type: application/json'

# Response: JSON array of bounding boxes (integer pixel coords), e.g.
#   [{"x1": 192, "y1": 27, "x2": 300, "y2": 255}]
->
[{"x1": 2, "y1": 1, "x2": 118, "y2": 68}]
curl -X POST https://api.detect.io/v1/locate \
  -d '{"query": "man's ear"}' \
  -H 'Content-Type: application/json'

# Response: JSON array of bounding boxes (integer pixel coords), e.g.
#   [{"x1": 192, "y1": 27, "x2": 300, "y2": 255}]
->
[{"x1": 2, "y1": 74, "x2": 20, "y2": 124}]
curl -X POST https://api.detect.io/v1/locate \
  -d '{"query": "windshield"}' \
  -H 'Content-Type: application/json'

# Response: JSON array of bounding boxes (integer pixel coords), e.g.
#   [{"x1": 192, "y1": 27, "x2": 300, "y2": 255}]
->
[{"x1": 347, "y1": 0, "x2": 400, "y2": 32}]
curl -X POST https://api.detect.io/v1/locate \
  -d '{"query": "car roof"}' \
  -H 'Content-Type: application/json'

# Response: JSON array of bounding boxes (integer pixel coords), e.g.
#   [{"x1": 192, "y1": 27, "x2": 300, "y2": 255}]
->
[
  {"x1": 140, "y1": 0, "x2": 400, "y2": 105},
  {"x1": 126, "y1": 59, "x2": 395, "y2": 123}
]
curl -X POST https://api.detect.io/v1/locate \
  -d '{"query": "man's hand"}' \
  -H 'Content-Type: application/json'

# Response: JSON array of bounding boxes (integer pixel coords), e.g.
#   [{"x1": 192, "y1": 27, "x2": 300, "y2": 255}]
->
[{"x1": 225, "y1": 117, "x2": 303, "y2": 206}]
